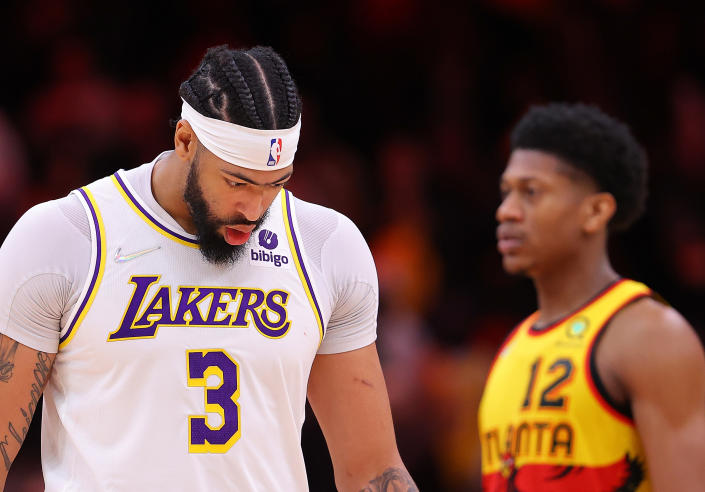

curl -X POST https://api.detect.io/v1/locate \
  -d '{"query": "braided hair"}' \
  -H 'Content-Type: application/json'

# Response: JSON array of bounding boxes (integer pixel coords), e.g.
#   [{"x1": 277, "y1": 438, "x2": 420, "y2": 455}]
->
[{"x1": 179, "y1": 45, "x2": 302, "y2": 130}]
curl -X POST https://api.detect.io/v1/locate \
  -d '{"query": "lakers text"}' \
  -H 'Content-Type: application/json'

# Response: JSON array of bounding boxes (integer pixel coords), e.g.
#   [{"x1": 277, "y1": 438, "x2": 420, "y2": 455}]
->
[{"x1": 108, "y1": 275, "x2": 292, "y2": 340}]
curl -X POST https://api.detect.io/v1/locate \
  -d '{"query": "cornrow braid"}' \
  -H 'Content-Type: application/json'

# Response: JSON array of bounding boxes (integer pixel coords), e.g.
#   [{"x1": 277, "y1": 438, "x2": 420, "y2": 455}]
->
[
  {"x1": 268, "y1": 51, "x2": 300, "y2": 128},
  {"x1": 178, "y1": 45, "x2": 302, "y2": 131},
  {"x1": 180, "y1": 79, "x2": 207, "y2": 115},
  {"x1": 241, "y1": 48, "x2": 277, "y2": 129},
  {"x1": 219, "y1": 52, "x2": 264, "y2": 128}
]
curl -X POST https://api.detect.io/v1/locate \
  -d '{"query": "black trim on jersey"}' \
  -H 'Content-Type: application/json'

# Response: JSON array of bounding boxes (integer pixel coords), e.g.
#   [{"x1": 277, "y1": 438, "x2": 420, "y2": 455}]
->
[
  {"x1": 530, "y1": 278, "x2": 623, "y2": 334},
  {"x1": 588, "y1": 293, "x2": 663, "y2": 421},
  {"x1": 589, "y1": 320, "x2": 634, "y2": 421}
]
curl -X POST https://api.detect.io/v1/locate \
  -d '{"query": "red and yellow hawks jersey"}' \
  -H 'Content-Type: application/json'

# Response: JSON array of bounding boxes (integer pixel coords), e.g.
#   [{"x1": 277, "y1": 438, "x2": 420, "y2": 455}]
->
[{"x1": 479, "y1": 279, "x2": 653, "y2": 492}]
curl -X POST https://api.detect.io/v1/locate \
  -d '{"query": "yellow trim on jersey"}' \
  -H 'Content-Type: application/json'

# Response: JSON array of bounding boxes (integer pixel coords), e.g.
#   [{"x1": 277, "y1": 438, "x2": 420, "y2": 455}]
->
[
  {"x1": 59, "y1": 187, "x2": 107, "y2": 349},
  {"x1": 110, "y1": 175, "x2": 199, "y2": 249},
  {"x1": 281, "y1": 191, "x2": 325, "y2": 345}
]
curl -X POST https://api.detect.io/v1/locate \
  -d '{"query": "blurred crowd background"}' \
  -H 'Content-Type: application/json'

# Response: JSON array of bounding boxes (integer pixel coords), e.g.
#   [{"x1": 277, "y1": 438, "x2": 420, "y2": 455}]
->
[{"x1": 2, "y1": 0, "x2": 705, "y2": 490}]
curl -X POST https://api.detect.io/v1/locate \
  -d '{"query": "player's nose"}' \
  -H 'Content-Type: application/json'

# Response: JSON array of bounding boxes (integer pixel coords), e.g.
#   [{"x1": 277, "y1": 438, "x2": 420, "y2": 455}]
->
[
  {"x1": 496, "y1": 192, "x2": 523, "y2": 223},
  {"x1": 234, "y1": 186, "x2": 267, "y2": 222}
]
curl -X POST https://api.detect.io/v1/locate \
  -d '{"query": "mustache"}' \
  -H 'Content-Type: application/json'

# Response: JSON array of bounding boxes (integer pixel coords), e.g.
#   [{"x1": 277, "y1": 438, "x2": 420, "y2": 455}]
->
[
  {"x1": 222, "y1": 216, "x2": 260, "y2": 227},
  {"x1": 213, "y1": 211, "x2": 269, "y2": 228}
]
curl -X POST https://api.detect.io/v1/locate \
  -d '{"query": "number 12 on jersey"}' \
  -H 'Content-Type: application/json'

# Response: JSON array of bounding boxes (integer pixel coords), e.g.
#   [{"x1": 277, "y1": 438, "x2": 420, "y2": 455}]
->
[
  {"x1": 522, "y1": 357, "x2": 574, "y2": 410},
  {"x1": 187, "y1": 349, "x2": 241, "y2": 453}
]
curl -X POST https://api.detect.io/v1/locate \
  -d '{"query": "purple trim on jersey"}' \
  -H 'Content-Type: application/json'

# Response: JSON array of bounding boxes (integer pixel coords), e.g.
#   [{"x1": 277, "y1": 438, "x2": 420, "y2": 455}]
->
[
  {"x1": 113, "y1": 171, "x2": 198, "y2": 245},
  {"x1": 284, "y1": 190, "x2": 325, "y2": 337},
  {"x1": 60, "y1": 188, "x2": 102, "y2": 344}
]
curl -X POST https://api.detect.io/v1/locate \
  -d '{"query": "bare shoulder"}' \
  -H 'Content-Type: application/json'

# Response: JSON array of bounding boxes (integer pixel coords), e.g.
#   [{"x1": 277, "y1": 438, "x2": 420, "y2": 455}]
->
[
  {"x1": 609, "y1": 296, "x2": 699, "y2": 351},
  {"x1": 604, "y1": 296, "x2": 705, "y2": 396}
]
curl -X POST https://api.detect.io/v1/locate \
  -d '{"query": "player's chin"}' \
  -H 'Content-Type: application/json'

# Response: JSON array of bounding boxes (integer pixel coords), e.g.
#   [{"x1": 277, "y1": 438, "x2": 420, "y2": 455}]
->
[{"x1": 501, "y1": 254, "x2": 530, "y2": 276}]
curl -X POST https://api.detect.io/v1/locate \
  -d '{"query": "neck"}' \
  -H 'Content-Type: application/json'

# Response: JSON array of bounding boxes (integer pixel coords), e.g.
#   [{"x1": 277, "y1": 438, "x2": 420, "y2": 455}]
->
[
  {"x1": 151, "y1": 151, "x2": 196, "y2": 234},
  {"x1": 532, "y1": 245, "x2": 619, "y2": 326}
]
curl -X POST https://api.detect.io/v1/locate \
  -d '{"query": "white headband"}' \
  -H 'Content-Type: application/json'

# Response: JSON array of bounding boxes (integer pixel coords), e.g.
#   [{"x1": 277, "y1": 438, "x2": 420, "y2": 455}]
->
[{"x1": 180, "y1": 99, "x2": 301, "y2": 171}]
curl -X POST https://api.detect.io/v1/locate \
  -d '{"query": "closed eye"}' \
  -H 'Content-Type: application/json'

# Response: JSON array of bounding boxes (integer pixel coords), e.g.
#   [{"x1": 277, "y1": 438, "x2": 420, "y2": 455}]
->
[{"x1": 227, "y1": 179, "x2": 290, "y2": 189}]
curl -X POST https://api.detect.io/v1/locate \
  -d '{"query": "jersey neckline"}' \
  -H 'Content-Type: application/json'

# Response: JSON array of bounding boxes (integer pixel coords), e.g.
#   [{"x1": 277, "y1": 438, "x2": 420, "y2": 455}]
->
[
  {"x1": 112, "y1": 168, "x2": 200, "y2": 248},
  {"x1": 528, "y1": 278, "x2": 625, "y2": 336}
]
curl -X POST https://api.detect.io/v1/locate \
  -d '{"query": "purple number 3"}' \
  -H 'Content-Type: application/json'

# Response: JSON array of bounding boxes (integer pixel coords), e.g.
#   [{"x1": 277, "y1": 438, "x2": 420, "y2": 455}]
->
[{"x1": 187, "y1": 350, "x2": 241, "y2": 453}]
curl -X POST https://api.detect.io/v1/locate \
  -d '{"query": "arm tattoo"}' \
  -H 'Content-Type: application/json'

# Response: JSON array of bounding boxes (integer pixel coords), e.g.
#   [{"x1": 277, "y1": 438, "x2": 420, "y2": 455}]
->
[
  {"x1": 359, "y1": 467, "x2": 419, "y2": 492},
  {"x1": 0, "y1": 350, "x2": 52, "y2": 471},
  {"x1": 0, "y1": 337, "x2": 20, "y2": 383}
]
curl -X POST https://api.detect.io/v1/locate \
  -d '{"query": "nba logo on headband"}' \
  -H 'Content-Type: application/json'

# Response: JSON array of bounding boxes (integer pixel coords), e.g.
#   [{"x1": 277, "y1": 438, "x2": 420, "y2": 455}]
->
[
  {"x1": 181, "y1": 99, "x2": 300, "y2": 171},
  {"x1": 267, "y1": 138, "x2": 283, "y2": 166}
]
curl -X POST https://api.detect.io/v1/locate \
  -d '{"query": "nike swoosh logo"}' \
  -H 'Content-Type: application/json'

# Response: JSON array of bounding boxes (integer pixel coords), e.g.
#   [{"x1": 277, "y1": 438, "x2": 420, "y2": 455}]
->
[{"x1": 114, "y1": 246, "x2": 161, "y2": 263}]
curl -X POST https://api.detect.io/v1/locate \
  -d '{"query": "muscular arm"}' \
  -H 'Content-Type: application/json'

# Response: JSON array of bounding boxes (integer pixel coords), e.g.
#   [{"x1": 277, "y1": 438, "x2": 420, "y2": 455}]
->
[
  {"x1": 0, "y1": 196, "x2": 87, "y2": 489},
  {"x1": 307, "y1": 343, "x2": 417, "y2": 492},
  {"x1": 602, "y1": 299, "x2": 705, "y2": 491},
  {"x1": 0, "y1": 334, "x2": 55, "y2": 489}
]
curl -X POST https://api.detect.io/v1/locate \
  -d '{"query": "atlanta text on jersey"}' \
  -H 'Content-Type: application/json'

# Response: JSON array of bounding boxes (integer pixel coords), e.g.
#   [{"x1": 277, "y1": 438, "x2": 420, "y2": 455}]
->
[{"x1": 483, "y1": 420, "x2": 574, "y2": 467}]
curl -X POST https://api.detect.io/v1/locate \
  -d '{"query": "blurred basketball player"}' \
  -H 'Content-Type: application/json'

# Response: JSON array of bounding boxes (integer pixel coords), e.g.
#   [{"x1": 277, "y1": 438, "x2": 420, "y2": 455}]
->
[{"x1": 479, "y1": 103, "x2": 705, "y2": 491}]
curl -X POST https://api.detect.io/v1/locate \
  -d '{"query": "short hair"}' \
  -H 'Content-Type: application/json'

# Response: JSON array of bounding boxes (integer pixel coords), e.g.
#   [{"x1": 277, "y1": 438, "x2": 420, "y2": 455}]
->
[
  {"x1": 510, "y1": 103, "x2": 648, "y2": 231},
  {"x1": 179, "y1": 45, "x2": 301, "y2": 130}
]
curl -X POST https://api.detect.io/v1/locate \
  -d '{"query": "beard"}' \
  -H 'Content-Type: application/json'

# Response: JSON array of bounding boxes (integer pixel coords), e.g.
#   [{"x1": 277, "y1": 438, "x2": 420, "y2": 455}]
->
[{"x1": 183, "y1": 157, "x2": 269, "y2": 265}]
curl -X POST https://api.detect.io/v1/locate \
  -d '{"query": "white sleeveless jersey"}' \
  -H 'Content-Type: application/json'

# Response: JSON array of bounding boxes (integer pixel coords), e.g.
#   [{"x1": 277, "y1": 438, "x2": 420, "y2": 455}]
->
[{"x1": 41, "y1": 170, "x2": 327, "y2": 490}]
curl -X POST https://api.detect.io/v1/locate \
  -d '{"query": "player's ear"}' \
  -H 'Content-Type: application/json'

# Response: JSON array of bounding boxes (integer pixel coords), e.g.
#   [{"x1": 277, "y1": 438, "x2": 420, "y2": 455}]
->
[
  {"x1": 174, "y1": 120, "x2": 198, "y2": 162},
  {"x1": 581, "y1": 192, "x2": 616, "y2": 234}
]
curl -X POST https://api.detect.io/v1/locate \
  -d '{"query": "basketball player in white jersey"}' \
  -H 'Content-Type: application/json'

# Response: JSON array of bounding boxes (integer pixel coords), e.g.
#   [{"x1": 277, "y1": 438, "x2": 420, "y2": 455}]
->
[{"x1": 0, "y1": 45, "x2": 417, "y2": 491}]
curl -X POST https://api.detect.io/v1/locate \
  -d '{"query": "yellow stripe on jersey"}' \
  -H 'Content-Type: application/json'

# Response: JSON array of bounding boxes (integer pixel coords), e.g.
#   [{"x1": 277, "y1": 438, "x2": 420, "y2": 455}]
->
[
  {"x1": 281, "y1": 190, "x2": 325, "y2": 345},
  {"x1": 59, "y1": 187, "x2": 107, "y2": 349},
  {"x1": 111, "y1": 174, "x2": 199, "y2": 249}
]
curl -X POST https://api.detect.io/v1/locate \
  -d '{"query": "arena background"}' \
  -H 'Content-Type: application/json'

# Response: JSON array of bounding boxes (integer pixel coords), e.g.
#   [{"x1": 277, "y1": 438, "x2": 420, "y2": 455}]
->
[{"x1": 2, "y1": 1, "x2": 704, "y2": 490}]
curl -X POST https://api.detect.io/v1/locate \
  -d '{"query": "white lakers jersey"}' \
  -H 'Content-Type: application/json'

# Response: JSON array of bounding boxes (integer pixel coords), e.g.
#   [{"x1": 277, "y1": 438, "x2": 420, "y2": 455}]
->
[{"x1": 17, "y1": 162, "x2": 367, "y2": 490}]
